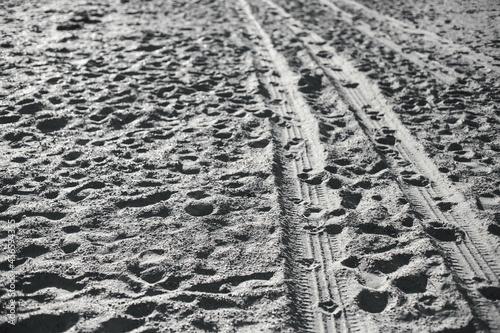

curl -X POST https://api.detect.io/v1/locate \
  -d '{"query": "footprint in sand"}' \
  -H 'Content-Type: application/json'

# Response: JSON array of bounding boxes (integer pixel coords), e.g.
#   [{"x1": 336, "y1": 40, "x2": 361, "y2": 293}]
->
[
  {"x1": 369, "y1": 253, "x2": 412, "y2": 274},
  {"x1": 125, "y1": 301, "x2": 157, "y2": 318},
  {"x1": 1, "y1": 313, "x2": 80, "y2": 333},
  {"x1": 36, "y1": 117, "x2": 68, "y2": 132},
  {"x1": 478, "y1": 286, "x2": 500, "y2": 301},
  {"x1": 97, "y1": 317, "x2": 144, "y2": 333},
  {"x1": 18, "y1": 101, "x2": 43, "y2": 114},
  {"x1": 60, "y1": 235, "x2": 81, "y2": 254},
  {"x1": 18, "y1": 244, "x2": 50, "y2": 258},
  {"x1": 187, "y1": 190, "x2": 209, "y2": 200},
  {"x1": 340, "y1": 190, "x2": 362, "y2": 209},
  {"x1": 214, "y1": 131, "x2": 232, "y2": 139},
  {"x1": 356, "y1": 289, "x2": 388, "y2": 313},
  {"x1": 395, "y1": 273, "x2": 428, "y2": 294},
  {"x1": 184, "y1": 202, "x2": 214, "y2": 217},
  {"x1": 425, "y1": 222, "x2": 464, "y2": 242},
  {"x1": 214, "y1": 153, "x2": 230, "y2": 162},
  {"x1": 248, "y1": 138, "x2": 270, "y2": 148}
]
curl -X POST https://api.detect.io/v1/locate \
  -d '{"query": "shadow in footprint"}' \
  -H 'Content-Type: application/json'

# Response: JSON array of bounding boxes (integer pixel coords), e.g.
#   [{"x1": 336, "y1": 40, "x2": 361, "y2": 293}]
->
[
  {"x1": 187, "y1": 190, "x2": 209, "y2": 200},
  {"x1": 325, "y1": 224, "x2": 343, "y2": 235},
  {"x1": 478, "y1": 286, "x2": 500, "y2": 300},
  {"x1": 159, "y1": 275, "x2": 191, "y2": 291},
  {"x1": 188, "y1": 272, "x2": 274, "y2": 294},
  {"x1": 185, "y1": 202, "x2": 214, "y2": 216},
  {"x1": 36, "y1": 117, "x2": 68, "y2": 132},
  {"x1": 68, "y1": 181, "x2": 105, "y2": 202},
  {"x1": 341, "y1": 256, "x2": 360, "y2": 268},
  {"x1": 248, "y1": 138, "x2": 270, "y2": 148},
  {"x1": 340, "y1": 190, "x2": 362, "y2": 209},
  {"x1": 395, "y1": 273, "x2": 428, "y2": 293},
  {"x1": 198, "y1": 295, "x2": 239, "y2": 310},
  {"x1": 116, "y1": 191, "x2": 175, "y2": 208},
  {"x1": 19, "y1": 272, "x2": 84, "y2": 294},
  {"x1": 24, "y1": 211, "x2": 67, "y2": 220},
  {"x1": 358, "y1": 223, "x2": 397, "y2": 238},
  {"x1": 0, "y1": 313, "x2": 79, "y2": 333},
  {"x1": 356, "y1": 289, "x2": 388, "y2": 313},
  {"x1": 191, "y1": 318, "x2": 218, "y2": 332},
  {"x1": 371, "y1": 254, "x2": 412, "y2": 274},
  {"x1": 18, "y1": 244, "x2": 50, "y2": 258},
  {"x1": 426, "y1": 224, "x2": 463, "y2": 242},
  {"x1": 137, "y1": 206, "x2": 170, "y2": 218},
  {"x1": 125, "y1": 301, "x2": 157, "y2": 318},
  {"x1": 98, "y1": 317, "x2": 144, "y2": 333}
]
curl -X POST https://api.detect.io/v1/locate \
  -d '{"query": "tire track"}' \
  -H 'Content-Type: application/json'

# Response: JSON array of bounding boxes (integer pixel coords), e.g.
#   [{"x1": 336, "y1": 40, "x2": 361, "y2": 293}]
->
[
  {"x1": 251, "y1": 0, "x2": 500, "y2": 330},
  {"x1": 235, "y1": 0, "x2": 373, "y2": 331}
]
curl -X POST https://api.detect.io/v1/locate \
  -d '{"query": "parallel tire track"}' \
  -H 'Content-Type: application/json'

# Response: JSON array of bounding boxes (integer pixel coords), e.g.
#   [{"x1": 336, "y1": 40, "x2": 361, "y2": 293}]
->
[
  {"x1": 235, "y1": 0, "x2": 373, "y2": 331},
  {"x1": 251, "y1": 0, "x2": 500, "y2": 330}
]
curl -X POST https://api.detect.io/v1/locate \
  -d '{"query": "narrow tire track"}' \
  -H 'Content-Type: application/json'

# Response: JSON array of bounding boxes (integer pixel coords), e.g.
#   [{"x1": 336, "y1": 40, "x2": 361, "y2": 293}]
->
[{"x1": 236, "y1": 0, "x2": 374, "y2": 331}]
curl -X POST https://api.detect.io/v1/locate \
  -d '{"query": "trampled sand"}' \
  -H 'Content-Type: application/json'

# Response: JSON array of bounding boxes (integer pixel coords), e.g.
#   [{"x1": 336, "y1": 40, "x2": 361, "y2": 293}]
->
[{"x1": 1, "y1": 0, "x2": 499, "y2": 332}]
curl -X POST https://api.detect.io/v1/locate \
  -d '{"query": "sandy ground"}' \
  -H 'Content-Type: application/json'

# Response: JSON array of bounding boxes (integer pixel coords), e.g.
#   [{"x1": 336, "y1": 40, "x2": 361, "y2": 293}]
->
[{"x1": 0, "y1": 0, "x2": 499, "y2": 332}]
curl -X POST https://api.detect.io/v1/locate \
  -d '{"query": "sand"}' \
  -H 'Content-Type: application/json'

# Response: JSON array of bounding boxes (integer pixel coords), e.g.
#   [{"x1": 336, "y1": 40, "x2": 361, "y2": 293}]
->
[{"x1": 0, "y1": 0, "x2": 499, "y2": 332}]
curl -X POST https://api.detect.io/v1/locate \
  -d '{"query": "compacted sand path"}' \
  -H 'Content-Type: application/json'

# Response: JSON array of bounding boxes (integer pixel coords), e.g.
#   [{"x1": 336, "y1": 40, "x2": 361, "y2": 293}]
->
[{"x1": 1, "y1": 0, "x2": 499, "y2": 332}]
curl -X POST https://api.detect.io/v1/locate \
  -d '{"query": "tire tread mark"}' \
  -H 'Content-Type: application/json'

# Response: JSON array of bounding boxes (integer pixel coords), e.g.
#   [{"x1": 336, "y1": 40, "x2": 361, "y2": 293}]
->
[
  {"x1": 237, "y1": 0, "x2": 371, "y2": 331},
  {"x1": 255, "y1": 0, "x2": 500, "y2": 330}
]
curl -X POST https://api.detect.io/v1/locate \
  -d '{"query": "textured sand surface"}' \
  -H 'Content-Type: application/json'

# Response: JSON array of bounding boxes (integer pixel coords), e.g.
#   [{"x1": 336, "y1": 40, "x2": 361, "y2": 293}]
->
[{"x1": 1, "y1": 0, "x2": 499, "y2": 332}]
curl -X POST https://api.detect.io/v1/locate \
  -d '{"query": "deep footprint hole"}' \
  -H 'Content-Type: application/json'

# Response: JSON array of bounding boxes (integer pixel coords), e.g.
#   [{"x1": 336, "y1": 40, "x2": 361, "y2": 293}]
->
[{"x1": 356, "y1": 289, "x2": 388, "y2": 313}]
